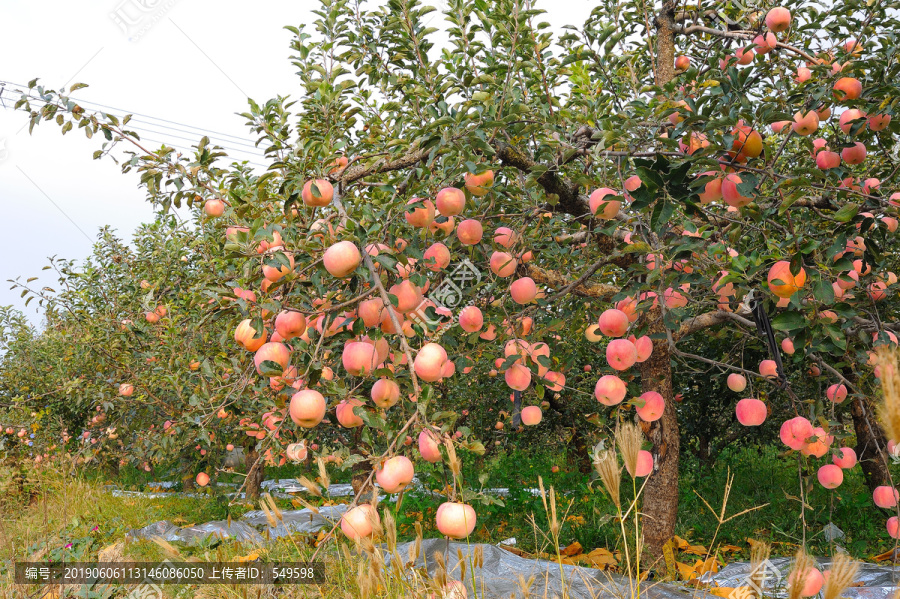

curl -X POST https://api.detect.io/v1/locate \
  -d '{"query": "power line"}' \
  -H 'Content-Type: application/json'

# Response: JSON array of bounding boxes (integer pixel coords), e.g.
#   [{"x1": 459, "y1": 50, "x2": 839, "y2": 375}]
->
[
  {"x1": 0, "y1": 108, "x2": 270, "y2": 167},
  {"x1": 0, "y1": 81, "x2": 271, "y2": 160},
  {"x1": 0, "y1": 80, "x2": 257, "y2": 144},
  {"x1": 134, "y1": 136, "x2": 270, "y2": 169},
  {"x1": 0, "y1": 100, "x2": 270, "y2": 168}
]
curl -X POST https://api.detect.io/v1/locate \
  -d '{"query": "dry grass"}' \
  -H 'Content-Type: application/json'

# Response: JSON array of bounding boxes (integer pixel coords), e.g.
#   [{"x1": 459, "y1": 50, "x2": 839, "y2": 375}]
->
[
  {"x1": 0, "y1": 457, "x2": 799, "y2": 599},
  {"x1": 0, "y1": 460, "x2": 105, "y2": 564}
]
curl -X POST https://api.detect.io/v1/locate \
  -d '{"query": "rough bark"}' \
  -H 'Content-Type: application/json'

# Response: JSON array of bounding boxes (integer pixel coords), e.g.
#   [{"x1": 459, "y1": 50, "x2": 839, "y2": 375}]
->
[
  {"x1": 654, "y1": 2, "x2": 677, "y2": 87},
  {"x1": 696, "y1": 434, "x2": 711, "y2": 469},
  {"x1": 633, "y1": 1, "x2": 681, "y2": 571},
  {"x1": 547, "y1": 392, "x2": 593, "y2": 474},
  {"x1": 245, "y1": 447, "x2": 265, "y2": 500},
  {"x1": 350, "y1": 430, "x2": 376, "y2": 502},
  {"x1": 523, "y1": 264, "x2": 619, "y2": 299},
  {"x1": 638, "y1": 306, "x2": 680, "y2": 570},
  {"x1": 851, "y1": 396, "x2": 891, "y2": 493}
]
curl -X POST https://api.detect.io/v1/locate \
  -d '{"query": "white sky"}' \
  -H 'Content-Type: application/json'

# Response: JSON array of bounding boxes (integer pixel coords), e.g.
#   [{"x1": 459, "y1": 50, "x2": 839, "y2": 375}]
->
[{"x1": 0, "y1": 0, "x2": 595, "y2": 326}]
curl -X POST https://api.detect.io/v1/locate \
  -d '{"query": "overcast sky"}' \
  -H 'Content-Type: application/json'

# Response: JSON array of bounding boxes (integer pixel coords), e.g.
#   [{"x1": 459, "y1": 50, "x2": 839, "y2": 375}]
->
[{"x1": 0, "y1": 0, "x2": 595, "y2": 326}]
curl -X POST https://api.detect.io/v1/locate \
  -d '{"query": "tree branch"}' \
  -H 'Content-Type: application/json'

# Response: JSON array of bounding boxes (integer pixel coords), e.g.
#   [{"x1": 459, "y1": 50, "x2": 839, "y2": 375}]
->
[
  {"x1": 674, "y1": 24, "x2": 818, "y2": 64},
  {"x1": 495, "y1": 143, "x2": 592, "y2": 217},
  {"x1": 335, "y1": 145, "x2": 433, "y2": 185},
  {"x1": 675, "y1": 309, "x2": 754, "y2": 340},
  {"x1": 522, "y1": 264, "x2": 619, "y2": 299}
]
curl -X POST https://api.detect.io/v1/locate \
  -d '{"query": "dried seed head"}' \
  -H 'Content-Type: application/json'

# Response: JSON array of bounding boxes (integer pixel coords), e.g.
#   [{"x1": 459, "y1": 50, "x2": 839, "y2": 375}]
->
[
  {"x1": 549, "y1": 486, "x2": 560, "y2": 538},
  {"x1": 316, "y1": 456, "x2": 331, "y2": 490},
  {"x1": 877, "y1": 346, "x2": 900, "y2": 443},
  {"x1": 367, "y1": 504, "x2": 383, "y2": 539},
  {"x1": 258, "y1": 497, "x2": 277, "y2": 528},
  {"x1": 383, "y1": 509, "x2": 398, "y2": 552},
  {"x1": 443, "y1": 437, "x2": 462, "y2": 478},
  {"x1": 748, "y1": 539, "x2": 772, "y2": 598},
  {"x1": 296, "y1": 475, "x2": 323, "y2": 497},
  {"x1": 263, "y1": 492, "x2": 282, "y2": 521},
  {"x1": 409, "y1": 522, "x2": 423, "y2": 563},
  {"x1": 823, "y1": 553, "x2": 859, "y2": 599},
  {"x1": 788, "y1": 548, "x2": 815, "y2": 599},
  {"x1": 592, "y1": 445, "x2": 621, "y2": 509},
  {"x1": 615, "y1": 422, "x2": 643, "y2": 478},
  {"x1": 516, "y1": 573, "x2": 536, "y2": 597},
  {"x1": 432, "y1": 550, "x2": 447, "y2": 588}
]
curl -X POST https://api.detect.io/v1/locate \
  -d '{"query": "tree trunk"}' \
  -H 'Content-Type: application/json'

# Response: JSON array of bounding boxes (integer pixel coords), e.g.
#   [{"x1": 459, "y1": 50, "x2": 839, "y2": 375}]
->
[
  {"x1": 851, "y1": 396, "x2": 890, "y2": 493},
  {"x1": 654, "y1": 1, "x2": 677, "y2": 87},
  {"x1": 697, "y1": 434, "x2": 711, "y2": 470},
  {"x1": 548, "y1": 392, "x2": 593, "y2": 474},
  {"x1": 245, "y1": 447, "x2": 265, "y2": 500},
  {"x1": 639, "y1": 307, "x2": 680, "y2": 570},
  {"x1": 636, "y1": 1, "x2": 681, "y2": 571},
  {"x1": 350, "y1": 429, "x2": 376, "y2": 502}
]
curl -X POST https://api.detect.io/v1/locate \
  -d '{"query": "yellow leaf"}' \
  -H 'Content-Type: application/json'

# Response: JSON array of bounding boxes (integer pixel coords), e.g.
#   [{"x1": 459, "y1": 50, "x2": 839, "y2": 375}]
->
[
  {"x1": 562, "y1": 541, "x2": 583, "y2": 556},
  {"x1": 873, "y1": 548, "x2": 898, "y2": 562},
  {"x1": 716, "y1": 586, "x2": 756, "y2": 599},
  {"x1": 663, "y1": 538, "x2": 678, "y2": 581},
  {"x1": 695, "y1": 557, "x2": 720, "y2": 576},
  {"x1": 684, "y1": 544, "x2": 709, "y2": 556},
  {"x1": 235, "y1": 551, "x2": 260, "y2": 562},
  {"x1": 672, "y1": 535, "x2": 691, "y2": 550},
  {"x1": 720, "y1": 544, "x2": 743, "y2": 553},
  {"x1": 677, "y1": 561, "x2": 697, "y2": 580},
  {"x1": 580, "y1": 548, "x2": 618, "y2": 568}
]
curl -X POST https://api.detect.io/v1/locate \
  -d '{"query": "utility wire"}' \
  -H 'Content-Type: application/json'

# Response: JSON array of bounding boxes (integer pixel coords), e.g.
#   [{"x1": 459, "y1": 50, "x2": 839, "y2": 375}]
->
[
  {"x1": 0, "y1": 81, "x2": 272, "y2": 166},
  {"x1": 0, "y1": 80, "x2": 258, "y2": 144}
]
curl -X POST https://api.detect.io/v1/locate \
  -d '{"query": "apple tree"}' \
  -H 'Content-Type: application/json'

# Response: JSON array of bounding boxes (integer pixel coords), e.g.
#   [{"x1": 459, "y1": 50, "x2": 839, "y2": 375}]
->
[{"x1": 8, "y1": 0, "x2": 900, "y2": 563}]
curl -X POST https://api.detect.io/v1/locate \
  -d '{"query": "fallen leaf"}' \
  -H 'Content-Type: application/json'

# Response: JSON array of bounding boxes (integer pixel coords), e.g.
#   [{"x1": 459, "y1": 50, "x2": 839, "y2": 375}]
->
[
  {"x1": 566, "y1": 515, "x2": 586, "y2": 526},
  {"x1": 562, "y1": 541, "x2": 583, "y2": 556},
  {"x1": 678, "y1": 557, "x2": 719, "y2": 581},
  {"x1": 711, "y1": 586, "x2": 754, "y2": 598},
  {"x1": 235, "y1": 551, "x2": 260, "y2": 562},
  {"x1": 672, "y1": 535, "x2": 691, "y2": 550},
  {"x1": 97, "y1": 541, "x2": 124, "y2": 562},
  {"x1": 677, "y1": 561, "x2": 697, "y2": 580},
  {"x1": 577, "y1": 548, "x2": 618, "y2": 569},
  {"x1": 873, "y1": 548, "x2": 899, "y2": 562},
  {"x1": 696, "y1": 557, "x2": 720, "y2": 576},
  {"x1": 684, "y1": 544, "x2": 709, "y2": 556}
]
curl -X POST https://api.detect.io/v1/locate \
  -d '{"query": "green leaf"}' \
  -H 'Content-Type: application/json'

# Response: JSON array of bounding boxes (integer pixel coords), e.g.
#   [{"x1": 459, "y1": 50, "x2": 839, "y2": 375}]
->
[
  {"x1": 833, "y1": 203, "x2": 859, "y2": 223},
  {"x1": 257, "y1": 360, "x2": 284, "y2": 377},
  {"x1": 813, "y1": 278, "x2": 835, "y2": 304},
  {"x1": 771, "y1": 311, "x2": 806, "y2": 331}
]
